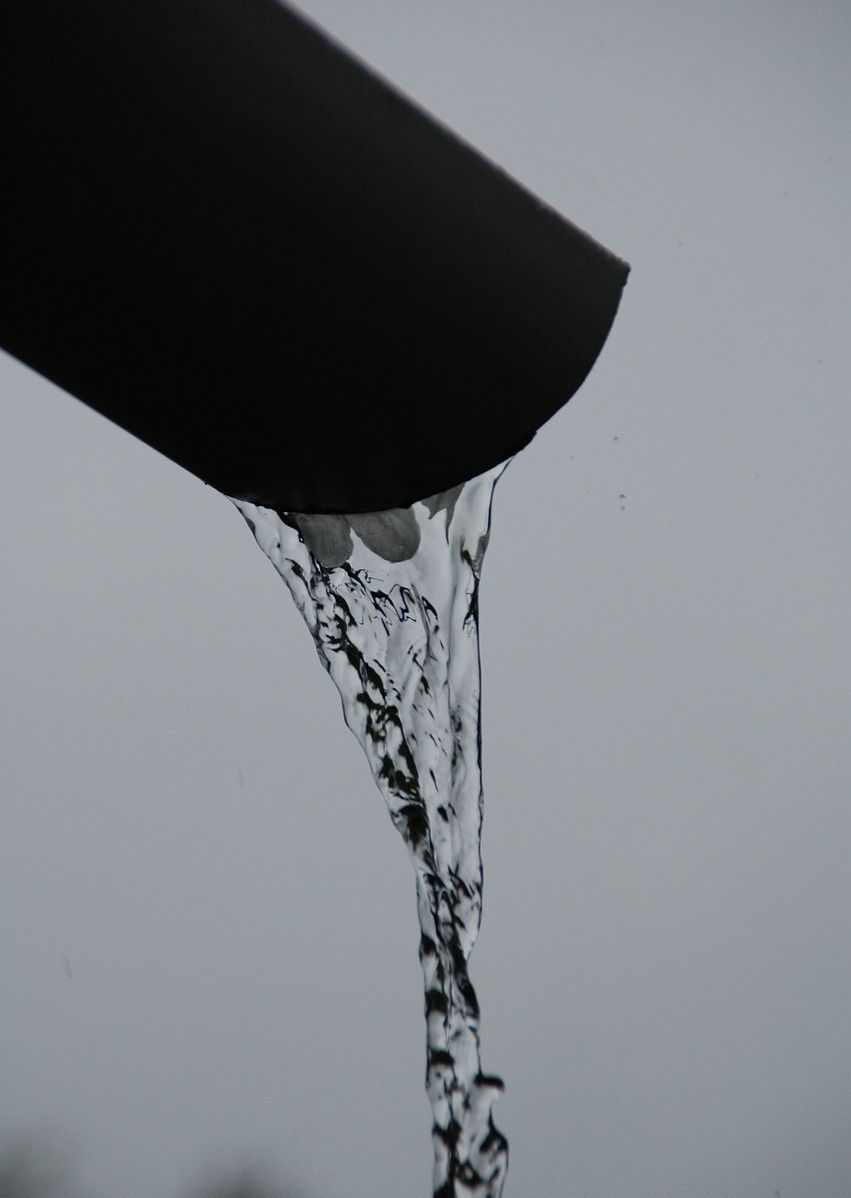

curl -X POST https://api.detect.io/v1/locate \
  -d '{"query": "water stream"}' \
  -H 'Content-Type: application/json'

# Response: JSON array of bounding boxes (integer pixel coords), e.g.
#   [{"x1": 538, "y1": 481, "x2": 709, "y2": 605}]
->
[{"x1": 232, "y1": 461, "x2": 509, "y2": 1198}]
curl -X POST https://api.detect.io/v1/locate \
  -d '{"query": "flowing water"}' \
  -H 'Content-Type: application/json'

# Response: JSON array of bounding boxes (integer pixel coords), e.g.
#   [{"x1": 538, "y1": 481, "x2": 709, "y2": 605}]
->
[{"x1": 232, "y1": 461, "x2": 509, "y2": 1198}]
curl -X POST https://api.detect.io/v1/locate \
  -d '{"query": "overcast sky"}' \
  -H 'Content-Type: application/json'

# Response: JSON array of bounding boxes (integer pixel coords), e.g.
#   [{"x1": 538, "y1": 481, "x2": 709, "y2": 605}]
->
[{"x1": 2, "y1": 2, "x2": 849, "y2": 1196}]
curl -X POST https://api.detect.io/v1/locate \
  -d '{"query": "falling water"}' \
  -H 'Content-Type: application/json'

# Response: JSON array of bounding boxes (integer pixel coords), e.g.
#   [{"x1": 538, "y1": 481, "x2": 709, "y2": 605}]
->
[{"x1": 232, "y1": 461, "x2": 509, "y2": 1198}]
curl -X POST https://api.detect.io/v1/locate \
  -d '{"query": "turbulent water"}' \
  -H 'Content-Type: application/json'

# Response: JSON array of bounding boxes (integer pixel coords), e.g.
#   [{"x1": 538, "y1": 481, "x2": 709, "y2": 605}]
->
[{"x1": 232, "y1": 462, "x2": 509, "y2": 1198}]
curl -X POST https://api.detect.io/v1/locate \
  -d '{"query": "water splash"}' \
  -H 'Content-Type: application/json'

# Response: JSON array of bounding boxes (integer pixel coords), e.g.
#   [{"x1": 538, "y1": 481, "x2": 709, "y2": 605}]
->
[{"x1": 232, "y1": 462, "x2": 509, "y2": 1198}]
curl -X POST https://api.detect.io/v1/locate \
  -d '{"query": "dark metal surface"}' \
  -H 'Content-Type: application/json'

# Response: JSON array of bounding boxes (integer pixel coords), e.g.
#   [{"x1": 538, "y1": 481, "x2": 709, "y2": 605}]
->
[{"x1": 2, "y1": 0, "x2": 629, "y2": 514}]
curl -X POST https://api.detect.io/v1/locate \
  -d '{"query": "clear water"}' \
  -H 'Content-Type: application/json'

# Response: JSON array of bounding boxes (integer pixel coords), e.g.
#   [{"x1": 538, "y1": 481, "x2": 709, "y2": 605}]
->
[{"x1": 232, "y1": 462, "x2": 509, "y2": 1198}]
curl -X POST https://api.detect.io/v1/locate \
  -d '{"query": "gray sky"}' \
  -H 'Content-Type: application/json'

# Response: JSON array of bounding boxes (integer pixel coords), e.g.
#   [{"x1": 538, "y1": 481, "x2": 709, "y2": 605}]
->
[{"x1": 2, "y1": 2, "x2": 849, "y2": 1195}]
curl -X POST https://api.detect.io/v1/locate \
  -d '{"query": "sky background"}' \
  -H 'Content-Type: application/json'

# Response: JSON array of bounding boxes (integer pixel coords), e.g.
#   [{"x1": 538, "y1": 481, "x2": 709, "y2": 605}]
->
[{"x1": 1, "y1": 1, "x2": 849, "y2": 1195}]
